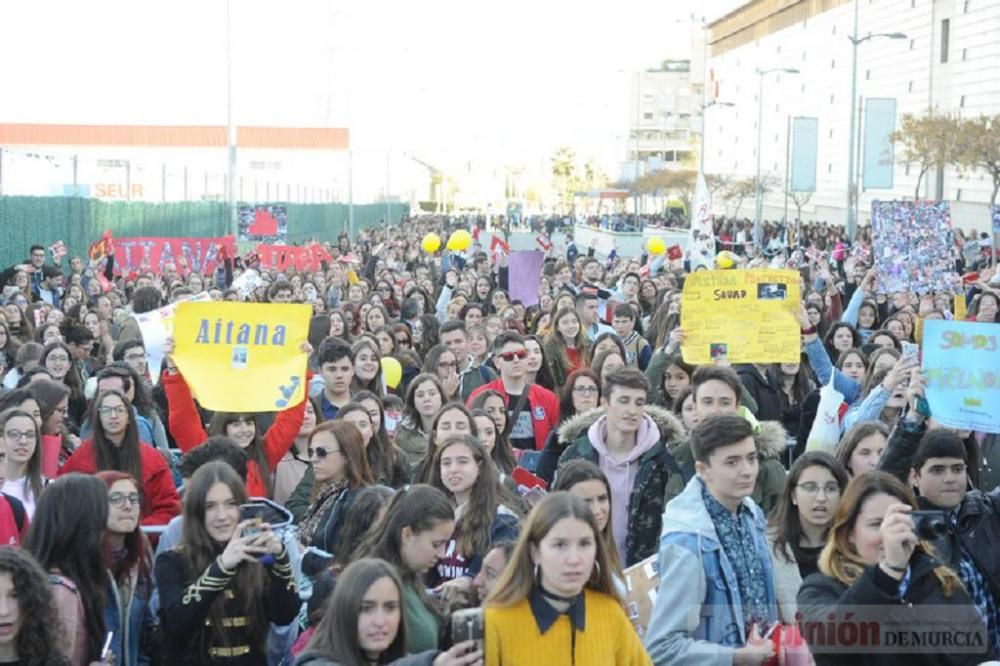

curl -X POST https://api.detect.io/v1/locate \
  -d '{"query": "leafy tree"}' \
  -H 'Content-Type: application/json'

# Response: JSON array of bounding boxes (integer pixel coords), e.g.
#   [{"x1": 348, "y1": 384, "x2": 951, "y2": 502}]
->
[
  {"x1": 550, "y1": 147, "x2": 576, "y2": 210},
  {"x1": 890, "y1": 111, "x2": 962, "y2": 199},
  {"x1": 957, "y1": 115, "x2": 1000, "y2": 207}
]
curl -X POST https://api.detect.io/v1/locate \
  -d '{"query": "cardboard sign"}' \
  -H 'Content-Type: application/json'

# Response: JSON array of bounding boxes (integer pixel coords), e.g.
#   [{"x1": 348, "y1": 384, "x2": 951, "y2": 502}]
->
[
  {"x1": 681, "y1": 269, "x2": 801, "y2": 364},
  {"x1": 135, "y1": 292, "x2": 212, "y2": 385},
  {"x1": 623, "y1": 554, "x2": 660, "y2": 639},
  {"x1": 922, "y1": 320, "x2": 1000, "y2": 434},
  {"x1": 172, "y1": 302, "x2": 311, "y2": 412},
  {"x1": 872, "y1": 200, "x2": 961, "y2": 294}
]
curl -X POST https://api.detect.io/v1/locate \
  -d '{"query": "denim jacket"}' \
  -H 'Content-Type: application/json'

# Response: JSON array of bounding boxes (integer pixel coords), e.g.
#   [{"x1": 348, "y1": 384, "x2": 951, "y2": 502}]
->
[
  {"x1": 104, "y1": 568, "x2": 157, "y2": 666},
  {"x1": 645, "y1": 476, "x2": 777, "y2": 666}
]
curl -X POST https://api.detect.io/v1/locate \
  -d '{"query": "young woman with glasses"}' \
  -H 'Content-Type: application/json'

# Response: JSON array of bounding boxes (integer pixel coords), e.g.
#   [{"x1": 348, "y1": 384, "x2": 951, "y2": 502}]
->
[
  {"x1": 96, "y1": 470, "x2": 157, "y2": 666},
  {"x1": 0, "y1": 407, "x2": 45, "y2": 520},
  {"x1": 59, "y1": 389, "x2": 181, "y2": 527}
]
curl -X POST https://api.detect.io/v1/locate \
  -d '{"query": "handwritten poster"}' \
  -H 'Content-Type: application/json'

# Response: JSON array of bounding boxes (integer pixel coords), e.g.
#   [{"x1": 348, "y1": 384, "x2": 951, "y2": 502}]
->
[
  {"x1": 680, "y1": 269, "x2": 801, "y2": 364},
  {"x1": 172, "y1": 302, "x2": 310, "y2": 412},
  {"x1": 922, "y1": 320, "x2": 1000, "y2": 434}
]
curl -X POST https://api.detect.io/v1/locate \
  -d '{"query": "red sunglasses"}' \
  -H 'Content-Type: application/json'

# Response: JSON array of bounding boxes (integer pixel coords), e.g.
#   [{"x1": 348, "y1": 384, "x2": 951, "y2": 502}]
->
[{"x1": 497, "y1": 349, "x2": 528, "y2": 362}]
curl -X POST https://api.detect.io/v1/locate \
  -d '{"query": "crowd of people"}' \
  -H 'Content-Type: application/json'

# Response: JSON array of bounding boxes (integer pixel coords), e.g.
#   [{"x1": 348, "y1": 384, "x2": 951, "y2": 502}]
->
[{"x1": 0, "y1": 212, "x2": 995, "y2": 666}]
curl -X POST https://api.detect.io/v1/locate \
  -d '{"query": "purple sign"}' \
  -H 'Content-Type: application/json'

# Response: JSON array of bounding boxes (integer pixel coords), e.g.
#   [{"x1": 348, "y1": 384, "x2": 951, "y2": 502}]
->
[{"x1": 508, "y1": 251, "x2": 545, "y2": 307}]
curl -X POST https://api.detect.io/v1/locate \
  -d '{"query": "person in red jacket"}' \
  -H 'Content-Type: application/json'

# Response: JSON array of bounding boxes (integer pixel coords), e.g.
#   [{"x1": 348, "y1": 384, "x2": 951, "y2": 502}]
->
[
  {"x1": 160, "y1": 343, "x2": 308, "y2": 499},
  {"x1": 468, "y1": 331, "x2": 559, "y2": 452},
  {"x1": 59, "y1": 388, "x2": 180, "y2": 526}
]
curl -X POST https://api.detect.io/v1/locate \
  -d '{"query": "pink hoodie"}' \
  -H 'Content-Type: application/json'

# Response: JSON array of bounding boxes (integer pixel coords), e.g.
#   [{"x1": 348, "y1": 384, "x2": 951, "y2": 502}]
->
[{"x1": 587, "y1": 414, "x2": 661, "y2": 563}]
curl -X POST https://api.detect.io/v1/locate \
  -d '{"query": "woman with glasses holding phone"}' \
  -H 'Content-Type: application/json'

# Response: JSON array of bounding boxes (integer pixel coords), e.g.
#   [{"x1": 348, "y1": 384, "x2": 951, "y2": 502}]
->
[
  {"x1": 297, "y1": 421, "x2": 374, "y2": 553},
  {"x1": 96, "y1": 471, "x2": 157, "y2": 666},
  {"x1": 59, "y1": 389, "x2": 180, "y2": 527}
]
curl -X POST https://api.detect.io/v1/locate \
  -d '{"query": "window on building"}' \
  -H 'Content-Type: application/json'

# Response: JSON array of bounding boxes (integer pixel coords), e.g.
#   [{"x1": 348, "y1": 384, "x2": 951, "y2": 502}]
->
[
  {"x1": 831, "y1": 59, "x2": 836, "y2": 69},
  {"x1": 866, "y1": 69, "x2": 871, "y2": 80},
  {"x1": 956, "y1": 188, "x2": 962, "y2": 201},
  {"x1": 960, "y1": 95, "x2": 966, "y2": 107},
  {"x1": 940, "y1": 19, "x2": 950, "y2": 63},
  {"x1": 643, "y1": 112, "x2": 653, "y2": 120},
  {"x1": 910, "y1": 38, "x2": 915, "y2": 50},
  {"x1": 962, "y1": 48, "x2": 967, "y2": 60},
  {"x1": 908, "y1": 81, "x2": 914, "y2": 92}
]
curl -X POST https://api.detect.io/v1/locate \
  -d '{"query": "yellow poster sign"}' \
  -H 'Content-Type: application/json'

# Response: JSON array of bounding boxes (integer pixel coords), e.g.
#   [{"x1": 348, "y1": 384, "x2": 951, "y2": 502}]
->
[
  {"x1": 680, "y1": 269, "x2": 801, "y2": 364},
  {"x1": 172, "y1": 302, "x2": 311, "y2": 412}
]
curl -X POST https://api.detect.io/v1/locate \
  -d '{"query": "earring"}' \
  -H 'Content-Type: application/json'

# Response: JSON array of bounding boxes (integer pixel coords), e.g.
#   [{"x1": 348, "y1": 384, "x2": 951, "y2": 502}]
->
[{"x1": 534, "y1": 563, "x2": 540, "y2": 584}]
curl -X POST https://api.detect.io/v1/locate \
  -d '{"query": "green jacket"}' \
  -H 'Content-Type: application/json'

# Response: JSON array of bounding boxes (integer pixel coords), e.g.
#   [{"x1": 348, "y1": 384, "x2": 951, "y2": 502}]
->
[
  {"x1": 555, "y1": 404, "x2": 687, "y2": 566},
  {"x1": 666, "y1": 419, "x2": 788, "y2": 517},
  {"x1": 394, "y1": 419, "x2": 429, "y2": 469}
]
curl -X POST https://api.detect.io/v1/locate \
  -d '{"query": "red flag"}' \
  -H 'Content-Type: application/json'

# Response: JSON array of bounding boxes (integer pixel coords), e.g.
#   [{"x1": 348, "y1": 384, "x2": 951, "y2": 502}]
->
[
  {"x1": 666, "y1": 244, "x2": 683, "y2": 261},
  {"x1": 535, "y1": 233, "x2": 552, "y2": 251}
]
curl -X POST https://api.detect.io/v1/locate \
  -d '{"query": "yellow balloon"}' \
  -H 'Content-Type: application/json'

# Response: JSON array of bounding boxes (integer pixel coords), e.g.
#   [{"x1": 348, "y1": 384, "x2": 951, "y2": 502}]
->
[
  {"x1": 647, "y1": 237, "x2": 666, "y2": 255},
  {"x1": 446, "y1": 229, "x2": 473, "y2": 251},
  {"x1": 715, "y1": 251, "x2": 738, "y2": 269},
  {"x1": 381, "y1": 357, "x2": 403, "y2": 389},
  {"x1": 421, "y1": 233, "x2": 441, "y2": 254}
]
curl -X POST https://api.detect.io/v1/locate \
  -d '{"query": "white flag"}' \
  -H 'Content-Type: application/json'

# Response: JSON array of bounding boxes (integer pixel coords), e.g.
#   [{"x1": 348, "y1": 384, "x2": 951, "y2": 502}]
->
[{"x1": 689, "y1": 172, "x2": 716, "y2": 269}]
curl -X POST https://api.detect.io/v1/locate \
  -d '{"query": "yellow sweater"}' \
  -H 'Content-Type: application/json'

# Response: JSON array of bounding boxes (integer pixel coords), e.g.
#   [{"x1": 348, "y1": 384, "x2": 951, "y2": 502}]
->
[{"x1": 485, "y1": 589, "x2": 651, "y2": 666}]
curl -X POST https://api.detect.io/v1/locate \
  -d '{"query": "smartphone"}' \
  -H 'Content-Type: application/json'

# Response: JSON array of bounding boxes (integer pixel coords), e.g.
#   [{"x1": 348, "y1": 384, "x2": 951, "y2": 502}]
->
[
  {"x1": 450, "y1": 607, "x2": 484, "y2": 648},
  {"x1": 239, "y1": 503, "x2": 269, "y2": 538},
  {"x1": 901, "y1": 341, "x2": 919, "y2": 364}
]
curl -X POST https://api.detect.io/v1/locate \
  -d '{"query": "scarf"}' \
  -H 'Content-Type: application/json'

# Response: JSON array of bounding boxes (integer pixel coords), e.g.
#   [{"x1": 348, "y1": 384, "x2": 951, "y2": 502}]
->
[{"x1": 296, "y1": 479, "x2": 348, "y2": 548}]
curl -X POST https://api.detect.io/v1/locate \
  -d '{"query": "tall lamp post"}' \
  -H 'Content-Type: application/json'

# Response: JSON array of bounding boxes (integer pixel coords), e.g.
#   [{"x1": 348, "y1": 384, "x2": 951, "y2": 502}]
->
[
  {"x1": 845, "y1": 12, "x2": 908, "y2": 241},
  {"x1": 754, "y1": 67, "x2": 799, "y2": 248}
]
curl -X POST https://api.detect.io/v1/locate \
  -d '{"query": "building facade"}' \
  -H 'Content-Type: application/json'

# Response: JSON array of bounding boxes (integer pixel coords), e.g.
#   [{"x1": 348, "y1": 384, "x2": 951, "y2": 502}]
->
[{"x1": 704, "y1": 0, "x2": 1000, "y2": 232}]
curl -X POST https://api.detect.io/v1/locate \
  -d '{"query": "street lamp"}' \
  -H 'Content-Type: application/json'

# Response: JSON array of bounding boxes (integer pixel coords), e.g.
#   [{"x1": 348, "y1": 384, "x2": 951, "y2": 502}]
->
[
  {"x1": 755, "y1": 67, "x2": 799, "y2": 248},
  {"x1": 845, "y1": 0, "x2": 908, "y2": 240}
]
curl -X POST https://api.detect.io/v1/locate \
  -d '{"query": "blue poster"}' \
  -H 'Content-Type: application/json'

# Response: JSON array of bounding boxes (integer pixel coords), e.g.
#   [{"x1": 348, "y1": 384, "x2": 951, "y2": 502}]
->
[
  {"x1": 922, "y1": 320, "x2": 1000, "y2": 434},
  {"x1": 992, "y1": 204, "x2": 1000, "y2": 233},
  {"x1": 862, "y1": 98, "x2": 896, "y2": 190},
  {"x1": 790, "y1": 117, "x2": 818, "y2": 193}
]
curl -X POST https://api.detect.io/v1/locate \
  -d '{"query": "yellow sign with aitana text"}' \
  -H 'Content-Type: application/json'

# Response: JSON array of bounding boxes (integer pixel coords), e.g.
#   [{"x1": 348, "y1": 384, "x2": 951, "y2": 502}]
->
[
  {"x1": 680, "y1": 269, "x2": 801, "y2": 365},
  {"x1": 172, "y1": 302, "x2": 311, "y2": 412}
]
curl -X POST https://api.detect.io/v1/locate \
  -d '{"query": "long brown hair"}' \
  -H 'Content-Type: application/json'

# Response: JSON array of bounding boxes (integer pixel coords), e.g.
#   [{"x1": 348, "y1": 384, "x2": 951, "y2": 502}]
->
[
  {"x1": 768, "y1": 452, "x2": 848, "y2": 566},
  {"x1": 308, "y1": 420, "x2": 373, "y2": 499},
  {"x1": 544, "y1": 308, "x2": 590, "y2": 375},
  {"x1": 306, "y1": 558, "x2": 408, "y2": 666},
  {"x1": 486, "y1": 492, "x2": 620, "y2": 608},
  {"x1": 552, "y1": 460, "x2": 624, "y2": 579},
  {"x1": 208, "y1": 412, "x2": 273, "y2": 497},
  {"x1": 91, "y1": 389, "x2": 144, "y2": 485},
  {"x1": 179, "y1": 462, "x2": 268, "y2": 655},
  {"x1": 429, "y1": 436, "x2": 514, "y2": 560},
  {"x1": 0, "y1": 408, "x2": 45, "y2": 501},
  {"x1": 818, "y1": 471, "x2": 962, "y2": 596},
  {"x1": 353, "y1": 391, "x2": 406, "y2": 487},
  {"x1": 96, "y1": 470, "x2": 153, "y2": 587}
]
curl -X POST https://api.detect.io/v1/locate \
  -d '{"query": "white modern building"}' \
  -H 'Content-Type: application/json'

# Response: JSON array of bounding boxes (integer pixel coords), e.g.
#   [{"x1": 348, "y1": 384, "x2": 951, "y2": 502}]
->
[
  {"x1": 624, "y1": 59, "x2": 704, "y2": 178},
  {"x1": 704, "y1": 0, "x2": 1000, "y2": 233}
]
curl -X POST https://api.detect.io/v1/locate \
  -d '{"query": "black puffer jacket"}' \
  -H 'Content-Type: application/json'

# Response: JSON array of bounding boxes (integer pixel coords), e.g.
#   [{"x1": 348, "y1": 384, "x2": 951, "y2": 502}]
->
[{"x1": 797, "y1": 552, "x2": 993, "y2": 665}]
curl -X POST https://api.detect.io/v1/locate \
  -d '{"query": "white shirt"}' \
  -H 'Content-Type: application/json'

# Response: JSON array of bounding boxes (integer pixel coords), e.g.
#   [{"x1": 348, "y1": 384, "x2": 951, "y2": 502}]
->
[{"x1": 2, "y1": 477, "x2": 37, "y2": 520}]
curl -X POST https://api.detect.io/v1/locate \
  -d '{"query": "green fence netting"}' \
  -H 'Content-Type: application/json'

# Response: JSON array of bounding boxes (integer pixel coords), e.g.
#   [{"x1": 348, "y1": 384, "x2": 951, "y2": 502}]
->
[{"x1": 0, "y1": 197, "x2": 406, "y2": 268}]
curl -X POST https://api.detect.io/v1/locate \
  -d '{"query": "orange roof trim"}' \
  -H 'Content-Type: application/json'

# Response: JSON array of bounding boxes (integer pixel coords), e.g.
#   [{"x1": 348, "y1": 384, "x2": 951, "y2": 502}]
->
[{"x1": 0, "y1": 124, "x2": 349, "y2": 150}]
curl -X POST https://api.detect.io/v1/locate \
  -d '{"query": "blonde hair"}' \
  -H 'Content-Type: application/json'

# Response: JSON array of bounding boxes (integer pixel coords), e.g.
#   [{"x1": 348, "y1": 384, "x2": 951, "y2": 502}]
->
[
  {"x1": 819, "y1": 471, "x2": 962, "y2": 596},
  {"x1": 486, "y1": 492, "x2": 620, "y2": 608}
]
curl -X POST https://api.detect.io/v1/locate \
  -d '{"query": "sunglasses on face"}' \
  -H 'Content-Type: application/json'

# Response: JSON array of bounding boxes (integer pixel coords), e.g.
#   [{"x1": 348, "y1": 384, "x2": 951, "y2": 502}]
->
[
  {"x1": 308, "y1": 446, "x2": 340, "y2": 460},
  {"x1": 497, "y1": 349, "x2": 528, "y2": 362}
]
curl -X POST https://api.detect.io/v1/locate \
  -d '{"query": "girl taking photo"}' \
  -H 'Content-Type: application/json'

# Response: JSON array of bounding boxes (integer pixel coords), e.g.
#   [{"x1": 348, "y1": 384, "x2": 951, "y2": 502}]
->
[
  {"x1": 797, "y1": 472, "x2": 992, "y2": 665},
  {"x1": 484, "y1": 492, "x2": 650, "y2": 665},
  {"x1": 156, "y1": 461, "x2": 299, "y2": 665}
]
